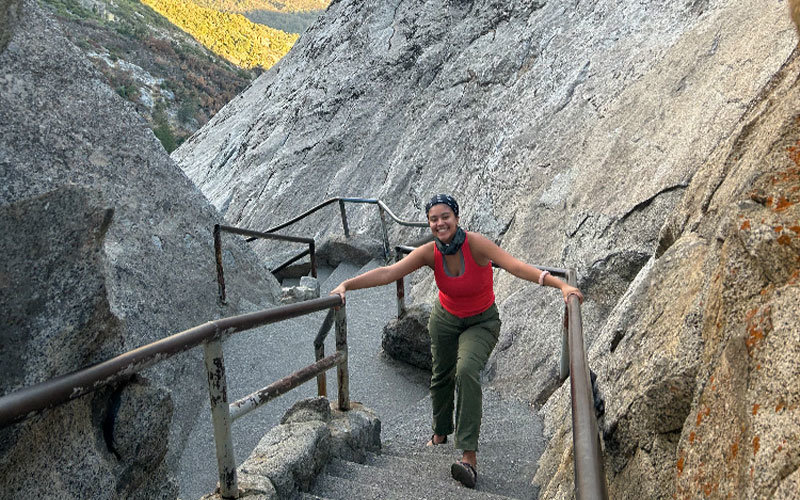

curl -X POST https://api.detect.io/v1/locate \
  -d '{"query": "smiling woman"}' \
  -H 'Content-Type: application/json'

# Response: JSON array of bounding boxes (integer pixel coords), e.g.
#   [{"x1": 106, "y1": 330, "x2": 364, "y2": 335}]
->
[{"x1": 330, "y1": 193, "x2": 583, "y2": 489}]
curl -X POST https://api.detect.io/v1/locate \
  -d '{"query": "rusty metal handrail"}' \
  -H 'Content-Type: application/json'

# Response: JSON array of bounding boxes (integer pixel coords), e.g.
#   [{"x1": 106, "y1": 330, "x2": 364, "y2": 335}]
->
[
  {"x1": 565, "y1": 269, "x2": 609, "y2": 500},
  {"x1": 258, "y1": 197, "x2": 427, "y2": 264},
  {"x1": 265, "y1": 197, "x2": 427, "y2": 234},
  {"x1": 215, "y1": 224, "x2": 317, "y2": 305},
  {"x1": 393, "y1": 245, "x2": 608, "y2": 499},
  {"x1": 0, "y1": 295, "x2": 350, "y2": 500},
  {"x1": 0, "y1": 295, "x2": 337, "y2": 427}
]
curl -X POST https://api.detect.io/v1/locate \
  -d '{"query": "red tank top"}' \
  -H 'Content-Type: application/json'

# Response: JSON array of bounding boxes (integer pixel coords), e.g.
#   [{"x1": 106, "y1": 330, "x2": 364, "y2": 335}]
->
[{"x1": 433, "y1": 233, "x2": 495, "y2": 318}]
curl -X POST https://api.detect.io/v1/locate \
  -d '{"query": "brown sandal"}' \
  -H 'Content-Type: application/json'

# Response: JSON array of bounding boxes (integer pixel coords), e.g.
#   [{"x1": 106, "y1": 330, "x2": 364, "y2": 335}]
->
[{"x1": 451, "y1": 460, "x2": 477, "y2": 488}]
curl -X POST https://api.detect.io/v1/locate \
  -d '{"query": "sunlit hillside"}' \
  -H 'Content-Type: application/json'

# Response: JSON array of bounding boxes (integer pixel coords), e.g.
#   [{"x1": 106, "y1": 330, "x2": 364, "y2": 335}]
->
[
  {"x1": 193, "y1": 0, "x2": 330, "y2": 13},
  {"x1": 193, "y1": 0, "x2": 330, "y2": 32},
  {"x1": 142, "y1": 0, "x2": 299, "y2": 70}
]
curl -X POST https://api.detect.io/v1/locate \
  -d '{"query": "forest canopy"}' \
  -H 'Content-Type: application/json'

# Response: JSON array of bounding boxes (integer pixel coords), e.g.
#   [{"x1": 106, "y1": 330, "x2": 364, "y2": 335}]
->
[
  {"x1": 141, "y1": 0, "x2": 299, "y2": 69},
  {"x1": 191, "y1": 0, "x2": 330, "y2": 13}
]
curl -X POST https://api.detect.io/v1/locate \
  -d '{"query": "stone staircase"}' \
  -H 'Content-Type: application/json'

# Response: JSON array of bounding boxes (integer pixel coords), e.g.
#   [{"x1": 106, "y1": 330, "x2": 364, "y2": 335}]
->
[
  {"x1": 179, "y1": 258, "x2": 546, "y2": 499},
  {"x1": 298, "y1": 386, "x2": 542, "y2": 499}
]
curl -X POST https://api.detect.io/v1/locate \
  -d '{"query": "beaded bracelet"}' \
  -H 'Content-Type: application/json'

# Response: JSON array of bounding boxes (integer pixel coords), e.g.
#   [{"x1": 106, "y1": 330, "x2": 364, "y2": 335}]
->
[{"x1": 538, "y1": 270, "x2": 550, "y2": 286}]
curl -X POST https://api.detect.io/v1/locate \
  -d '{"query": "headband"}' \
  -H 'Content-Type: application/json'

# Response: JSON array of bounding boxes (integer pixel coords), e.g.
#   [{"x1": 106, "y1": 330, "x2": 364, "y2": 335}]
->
[{"x1": 425, "y1": 194, "x2": 459, "y2": 217}]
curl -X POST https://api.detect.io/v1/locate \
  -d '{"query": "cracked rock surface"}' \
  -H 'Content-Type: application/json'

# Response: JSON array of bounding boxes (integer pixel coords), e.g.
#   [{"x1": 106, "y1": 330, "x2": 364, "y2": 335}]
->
[
  {"x1": 0, "y1": 0, "x2": 281, "y2": 497},
  {"x1": 175, "y1": 0, "x2": 795, "y2": 420}
]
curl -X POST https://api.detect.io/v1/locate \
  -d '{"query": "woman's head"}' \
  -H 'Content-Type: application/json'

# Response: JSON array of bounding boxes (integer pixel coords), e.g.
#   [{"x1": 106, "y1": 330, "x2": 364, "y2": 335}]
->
[
  {"x1": 425, "y1": 194, "x2": 459, "y2": 218},
  {"x1": 425, "y1": 194, "x2": 459, "y2": 242}
]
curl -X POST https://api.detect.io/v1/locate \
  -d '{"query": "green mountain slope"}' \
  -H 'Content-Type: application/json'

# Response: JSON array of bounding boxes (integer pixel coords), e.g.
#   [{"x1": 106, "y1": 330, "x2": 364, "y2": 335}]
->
[
  {"x1": 40, "y1": 0, "x2": 258, "y2": 152},
  {"x1": 141, "y1": 0, "x2": 299, "y2": 69}
]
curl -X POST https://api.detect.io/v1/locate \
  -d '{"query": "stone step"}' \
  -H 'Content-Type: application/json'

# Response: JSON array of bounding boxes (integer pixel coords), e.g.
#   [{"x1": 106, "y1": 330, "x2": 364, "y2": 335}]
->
[
  {"x1": 310, "y1": 473, "x2": 408, "y2": 500},
  {"x1": 318, "y1": 457, "x2": 519, "y2": 500},
  {"x1": 379, "y1": 385, "x2": 543, "y2": 500},
  {"x1": 366, "y1": 451, "x2": 533, "y2": 498},
  {"x1": 291, "y1": 493, "x2": 328, "y2": 500},
  {"x1": 319, "y1": 261, "x2": 362, "y2": 294},
  {"x1": 373, "y1": 449, "x2": 538, "y2": 499}
]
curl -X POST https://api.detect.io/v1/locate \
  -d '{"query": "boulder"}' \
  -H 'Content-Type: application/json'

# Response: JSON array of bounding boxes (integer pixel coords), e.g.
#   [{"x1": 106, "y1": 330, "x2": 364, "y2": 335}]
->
[
  {"x1": 0, "y1": 0, "x2": 281, "y2": 497},
  {"x1": 382, "y1": 304, "x2": 433, "y2": 370},
  {"x1": 202, "y1": 397, "x2": 381, "y2": 499},
  {"x1": 281, "y1": 276, "x2": 321, "y2": 304},
  {"x1": 316, "y1": 234, "x2": 387, "y2": 267}
]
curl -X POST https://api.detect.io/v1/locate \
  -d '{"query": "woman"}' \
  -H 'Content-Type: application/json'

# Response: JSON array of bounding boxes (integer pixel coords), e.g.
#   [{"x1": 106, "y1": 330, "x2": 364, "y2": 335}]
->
[{"x1": 330, "y1": 194, "x2": 583, "y2": 489}]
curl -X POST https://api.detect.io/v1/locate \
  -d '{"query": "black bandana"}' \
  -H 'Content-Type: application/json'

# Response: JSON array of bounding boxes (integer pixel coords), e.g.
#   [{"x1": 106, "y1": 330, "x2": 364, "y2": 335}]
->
[
  {"x1": 425, "y1": 194, "x2": 459, "y2": 217},
  {"x1": 435, "y1": 226, "x2": 466, "y2": 255}
]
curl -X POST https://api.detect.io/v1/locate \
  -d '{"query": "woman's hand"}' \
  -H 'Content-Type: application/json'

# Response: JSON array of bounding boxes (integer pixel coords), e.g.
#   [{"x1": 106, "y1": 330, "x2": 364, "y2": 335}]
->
[
  {"x1": 330, "y1": 282, "x2": 347, "y2": 304},
  {"x1": 561, "y1": 285, "x2": 584, "y2": 304}
]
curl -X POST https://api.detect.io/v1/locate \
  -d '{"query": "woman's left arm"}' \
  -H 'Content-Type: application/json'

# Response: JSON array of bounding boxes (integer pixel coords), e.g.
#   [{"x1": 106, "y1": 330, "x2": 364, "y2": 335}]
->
[{"x1": 470, "y1": 233, "x2": 584, "y2": 304}]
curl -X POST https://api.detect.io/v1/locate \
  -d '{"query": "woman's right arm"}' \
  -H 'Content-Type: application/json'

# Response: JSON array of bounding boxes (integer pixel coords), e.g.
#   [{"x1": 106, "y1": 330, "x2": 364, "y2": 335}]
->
[{"x1": 330, "y1": 242, "x2": 432, "y2": 300}]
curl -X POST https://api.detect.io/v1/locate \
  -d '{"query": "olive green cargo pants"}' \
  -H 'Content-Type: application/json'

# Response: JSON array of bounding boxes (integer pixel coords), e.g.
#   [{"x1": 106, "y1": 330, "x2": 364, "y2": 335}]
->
[{"x1": 428, "y1": 301, "x2": 501, "y2": 451}]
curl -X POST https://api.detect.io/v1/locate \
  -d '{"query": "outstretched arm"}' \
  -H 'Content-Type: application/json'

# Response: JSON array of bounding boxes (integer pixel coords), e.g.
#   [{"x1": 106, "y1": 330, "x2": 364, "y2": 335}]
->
[
  {"x1": 469, "y1": 233, "x2": 584, "y2": 303},
  {"x1": 330, "y1": 242, "x2": 432, "y2": 301}
]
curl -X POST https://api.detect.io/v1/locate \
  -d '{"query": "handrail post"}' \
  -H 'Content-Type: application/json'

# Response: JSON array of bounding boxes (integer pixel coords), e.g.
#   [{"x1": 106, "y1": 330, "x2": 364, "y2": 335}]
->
[
  {"x1": 334, "y1": 304, "x2": 350, "y2": 411},
  {"x1": 396, "y1": 276, "x2": 406, "y2": 318},
  {"x1": 395, "y1": 250, "x2": 406, "y2": 317},
  {"x1": 315, "y1": 340, "x2": 327, "y2": 397},
  {"x1": 204, "y1": 338, "x2": 238, "y2": 499},
  {"x1": 339, "y1": 199, "x2": 350, "y2": 237},
  {"x1": 560, "y1": 307, "x2": 569, "y2": 381},
  {"x1": 214, "y1": 224, "x2": 227, "y2": 305},
  {"x1": 310, "y1": 240, "x2": 317, "y2": 278},
  {"x1": 377, "y1": 205, "x2": 391, "y2": 263}
]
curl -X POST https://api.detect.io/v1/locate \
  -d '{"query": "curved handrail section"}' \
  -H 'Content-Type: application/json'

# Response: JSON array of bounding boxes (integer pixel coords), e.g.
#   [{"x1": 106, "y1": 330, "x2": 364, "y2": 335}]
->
[{"x1": 265, "y1": 197, "x2": 428, "y2": 234}]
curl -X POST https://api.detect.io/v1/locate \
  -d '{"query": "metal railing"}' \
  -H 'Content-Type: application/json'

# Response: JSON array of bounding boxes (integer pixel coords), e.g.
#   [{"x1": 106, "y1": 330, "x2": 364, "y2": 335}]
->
[
  {"x1": 394, "y1": 245, "x2": 608, "y2": 500},
  {"x1": 214, "y1": 224, "x2": 318, "y2": 305},
  {"x1": 1, "y1": 195, "x2": 607, "y2": 499},
  {"x1": 0, "y1": 295, "x2": 348, "y2": 500},
  {"x1": 260, "y1": 197, "x2": 427, "y2": 265}
]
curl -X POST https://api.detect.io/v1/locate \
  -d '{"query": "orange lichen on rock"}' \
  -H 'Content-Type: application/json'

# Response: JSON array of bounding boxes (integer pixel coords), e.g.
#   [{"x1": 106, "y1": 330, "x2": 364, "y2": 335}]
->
[
  {"x1": 729, "y1": 441, "x2": 739, "y2": 460},
  {"x1": 775, "y1": 225, "x2": 784, "y2": 232},
  {"x1": 774, "y1": 196, "x2": 795, "y2": 212},
  {"x1": 753, "y1": 436, "x2": 760, "y2": 455},
  {"x1": 689, "y1": 431, "x2": 696, "y2": 444},
  {"x1": 745, "y1": 306, "x2": 772, "y2": 354},
  {"x1": 702, "y1": 481, "x2": 718, "y2": 496},
  {"x1": 752, "y1": 403, "x2": 760, "y2": 415},
  {"x1": 777, "y1": 233, "x2": 792, "y2": 245},
  {"x1": 696, "y1": 406, "x2": 711, "y2": 426},
  {"x1": 776, "y1": 400, "x2": 785, "y2": 412},
  {"x1": 789, "y1": 226, "x2": 800, "y2": 234},
  {"x1": 677, "y1": 456, "x2": 685, "y2": 475},
  {"x1": 740, "y1": 220, "x2": 751, "y2": 230}
]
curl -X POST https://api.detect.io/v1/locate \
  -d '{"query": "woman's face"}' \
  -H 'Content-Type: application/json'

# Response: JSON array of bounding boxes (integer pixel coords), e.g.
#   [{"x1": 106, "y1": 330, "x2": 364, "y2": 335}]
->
[{"x1": 427, "y1": 204, "x2": 459, "y2": 243}]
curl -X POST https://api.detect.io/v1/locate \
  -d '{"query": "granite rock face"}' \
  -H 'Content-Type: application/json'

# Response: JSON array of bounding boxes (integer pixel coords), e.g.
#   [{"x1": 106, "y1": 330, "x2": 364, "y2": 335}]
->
[
  {"x1": 0, "y1": 0, "x2": 281, "y2": 497},
  {"x1": 535, "y1": 44, "x2": 800, "y2": 500},
  {"x1": 175, "y1": 0, "x2": 796, "y2": 407},
  {"x1": 173, "y1": 0, "x2": 800, "y2": 497}
]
